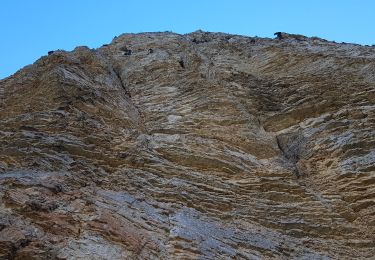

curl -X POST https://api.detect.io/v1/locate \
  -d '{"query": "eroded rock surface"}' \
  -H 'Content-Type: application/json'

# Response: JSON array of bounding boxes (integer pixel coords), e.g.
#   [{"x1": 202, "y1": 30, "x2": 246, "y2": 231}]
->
[{"x1": 0, "y1": 31, "x2": 374, "y2": 259}]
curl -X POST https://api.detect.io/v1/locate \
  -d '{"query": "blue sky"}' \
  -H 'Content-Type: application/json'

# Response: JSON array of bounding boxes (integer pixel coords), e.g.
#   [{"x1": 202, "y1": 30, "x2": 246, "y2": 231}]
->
[{"x1": 1, "y1": 0, "x2": 374, "y2": 79}]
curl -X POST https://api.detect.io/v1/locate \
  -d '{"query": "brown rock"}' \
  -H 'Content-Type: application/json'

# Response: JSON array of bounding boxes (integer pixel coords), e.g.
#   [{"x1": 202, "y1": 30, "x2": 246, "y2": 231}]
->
[{"x1": 0, "y1": 31, "x2": 374, "y2": 259}]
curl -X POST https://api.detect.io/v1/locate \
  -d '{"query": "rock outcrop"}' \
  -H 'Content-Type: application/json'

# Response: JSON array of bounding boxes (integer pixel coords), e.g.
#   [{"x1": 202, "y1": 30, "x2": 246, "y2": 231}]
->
[{"x1": 0, "y1": 31, "x2": 374, "y2": 259}]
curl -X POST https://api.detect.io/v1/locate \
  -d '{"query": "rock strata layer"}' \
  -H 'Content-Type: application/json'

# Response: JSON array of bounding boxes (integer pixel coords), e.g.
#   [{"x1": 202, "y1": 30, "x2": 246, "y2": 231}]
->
[{"x1": 0, "y1": 31, "x2": 374, "y2": 259}]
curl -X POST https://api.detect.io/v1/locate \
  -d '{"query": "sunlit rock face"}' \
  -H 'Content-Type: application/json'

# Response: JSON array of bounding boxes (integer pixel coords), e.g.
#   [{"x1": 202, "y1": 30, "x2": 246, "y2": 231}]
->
[{"x1": 0, "y1": 31, "x2": 374, "y2": 259}]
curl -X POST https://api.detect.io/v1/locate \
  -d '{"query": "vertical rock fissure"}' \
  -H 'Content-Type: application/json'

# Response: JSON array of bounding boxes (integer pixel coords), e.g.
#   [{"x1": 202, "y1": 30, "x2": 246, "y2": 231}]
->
[
  {"x1": 113, "y1": 67, "x2": 131, "y2": 98},
  {"x1": 275, "y1": 134, "x2": 302, "y2": 178}
]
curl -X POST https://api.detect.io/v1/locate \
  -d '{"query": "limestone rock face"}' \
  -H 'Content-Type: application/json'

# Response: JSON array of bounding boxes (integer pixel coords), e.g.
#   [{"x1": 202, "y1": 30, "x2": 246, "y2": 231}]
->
[{"x1": 0, "y1": 31, "x2": 374, "y2": 259}]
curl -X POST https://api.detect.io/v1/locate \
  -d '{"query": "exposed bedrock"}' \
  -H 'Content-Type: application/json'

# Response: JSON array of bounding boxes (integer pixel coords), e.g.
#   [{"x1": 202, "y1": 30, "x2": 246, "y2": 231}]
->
[{"x1": 0, "y1": 31, "x2": 374, "y2": 259}]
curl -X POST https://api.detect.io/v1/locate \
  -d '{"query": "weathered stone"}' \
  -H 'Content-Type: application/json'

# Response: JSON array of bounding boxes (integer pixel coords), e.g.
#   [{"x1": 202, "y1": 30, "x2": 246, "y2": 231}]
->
[{"x1": 0, "y1": 31, "x2": 374, "y2": 259}]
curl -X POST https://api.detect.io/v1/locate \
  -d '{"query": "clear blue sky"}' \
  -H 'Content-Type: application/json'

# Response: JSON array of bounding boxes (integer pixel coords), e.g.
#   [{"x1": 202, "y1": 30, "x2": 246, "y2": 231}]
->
[{"x1": 1, "y1": 0, "x2": 374, "y2": 79}]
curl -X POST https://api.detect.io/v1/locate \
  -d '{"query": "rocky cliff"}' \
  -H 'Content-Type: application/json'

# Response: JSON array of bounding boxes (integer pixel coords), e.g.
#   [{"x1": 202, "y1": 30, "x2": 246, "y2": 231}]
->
[{"x1": 0, "y1": 31, "x2": 374, "y2": 259}]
